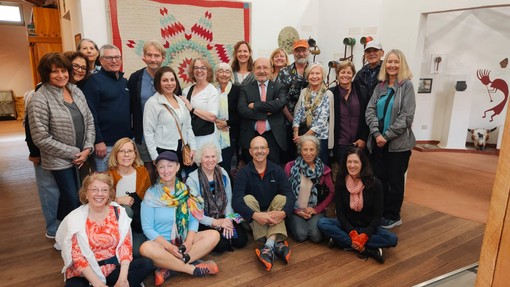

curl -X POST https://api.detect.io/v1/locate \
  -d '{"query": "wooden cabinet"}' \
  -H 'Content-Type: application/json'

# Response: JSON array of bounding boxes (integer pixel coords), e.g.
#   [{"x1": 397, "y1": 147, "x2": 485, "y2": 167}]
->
[{"x1": 28, "y1": 7, "x2": 62, "y2": 87}]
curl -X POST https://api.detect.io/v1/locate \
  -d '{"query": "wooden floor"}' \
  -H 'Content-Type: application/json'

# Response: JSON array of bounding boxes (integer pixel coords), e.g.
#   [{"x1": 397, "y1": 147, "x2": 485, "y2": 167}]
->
[{"x1": 0, "y1": 120, "x2": 491, "y2": 287}]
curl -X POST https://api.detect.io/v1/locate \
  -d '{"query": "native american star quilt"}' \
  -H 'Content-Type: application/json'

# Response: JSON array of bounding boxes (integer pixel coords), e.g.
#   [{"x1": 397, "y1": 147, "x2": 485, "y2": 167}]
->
[{"x1": 109, "y1": 0, "x2": 251, "y2": 85}]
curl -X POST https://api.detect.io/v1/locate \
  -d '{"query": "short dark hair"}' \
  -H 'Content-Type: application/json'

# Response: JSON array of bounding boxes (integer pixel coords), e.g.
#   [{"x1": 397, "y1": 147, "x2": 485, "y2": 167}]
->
[
  {"x1": 154, "y1": 66, "x2": 182, "y2": 96},
  {"x1": 62, "y1": 51, "x2": 91, "y2": 82},
  {"x1": 37, "y1": 52, "x2": 72, "y2": 84}
]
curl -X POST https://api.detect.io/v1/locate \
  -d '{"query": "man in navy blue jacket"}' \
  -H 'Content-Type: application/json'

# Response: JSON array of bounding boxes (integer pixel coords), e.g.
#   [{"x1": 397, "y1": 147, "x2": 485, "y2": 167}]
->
[
  {"x1": 81, "y1": 44, "x2": 131, "y2": 172},
  {"x1": 233, "y1": 136, "x2": 295, "y2": 271}
]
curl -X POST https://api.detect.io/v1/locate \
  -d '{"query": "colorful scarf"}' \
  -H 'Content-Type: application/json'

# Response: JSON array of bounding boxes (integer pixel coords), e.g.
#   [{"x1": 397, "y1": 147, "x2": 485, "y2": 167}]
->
[
  {"x1": 346, "y1": 175, "x2": 364, "y2": 212},
  {"x1": 289, "y1": 156, "x2": 324, "y2": 209},
  {"x1": 143, "y1": 179, "x2": 204, "y2": 243},
  {"x1": 303, "y1": 83, "x2": 328, "y2": 127},
  {"x1": 198, "y1": 166, "x2": 227, "y2": 219},
  {"x1": 217, "y1": 82, "x2": 231, "y2": 149}
]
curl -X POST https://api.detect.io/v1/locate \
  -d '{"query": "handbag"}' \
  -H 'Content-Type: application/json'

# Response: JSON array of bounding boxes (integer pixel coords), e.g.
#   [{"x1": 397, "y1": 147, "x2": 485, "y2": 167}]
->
[
  {"x1": 315, "y1": 180, "x2": 329, "y2": 203},
  {"x1": 186, "y1": 85, "x2": 214, "y2": 136},
  {"x1": 163, "y1": 104, "x2": 193, "y2": 166}
]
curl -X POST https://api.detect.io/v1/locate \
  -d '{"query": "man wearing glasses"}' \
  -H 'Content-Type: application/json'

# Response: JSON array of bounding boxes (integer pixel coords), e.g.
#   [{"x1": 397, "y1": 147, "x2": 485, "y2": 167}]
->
[
  {"x1": 81, "y1": 44, "x2": 131, "y2": 172},
  {"x1": 238, "y1": 57, "x2": 287, "y2": 164},
  {"x1": 232, "y1": 136, "x2": 295, "y2": 272}
]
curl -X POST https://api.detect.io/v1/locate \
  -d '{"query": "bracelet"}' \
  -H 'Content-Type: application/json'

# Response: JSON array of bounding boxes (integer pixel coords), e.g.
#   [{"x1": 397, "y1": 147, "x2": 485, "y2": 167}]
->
[{"x1": 190, "y1": 107, "x2": 195, "y2": 114}]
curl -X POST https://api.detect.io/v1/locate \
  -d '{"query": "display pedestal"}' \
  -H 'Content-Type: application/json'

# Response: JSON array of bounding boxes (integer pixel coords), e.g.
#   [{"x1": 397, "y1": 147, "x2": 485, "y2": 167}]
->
[{"x1": 438, "y1": 91, "x2": 472, "y2": 149}]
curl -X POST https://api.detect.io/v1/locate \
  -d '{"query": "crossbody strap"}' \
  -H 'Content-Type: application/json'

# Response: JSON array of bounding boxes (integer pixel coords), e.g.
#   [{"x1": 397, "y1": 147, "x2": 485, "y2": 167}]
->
[{"x1": 162, "y1": 103, "x2": 187, "y2": 146}]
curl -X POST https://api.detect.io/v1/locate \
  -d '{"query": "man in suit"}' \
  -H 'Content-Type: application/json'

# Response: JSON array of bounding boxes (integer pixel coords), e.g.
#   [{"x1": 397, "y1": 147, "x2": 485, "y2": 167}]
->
[
  {"x1": 238, "y1": 57, "x2": 287, "y2": 164},
  {"x1": 128, "y1": 40, "x2": 166, "y2": 182}
]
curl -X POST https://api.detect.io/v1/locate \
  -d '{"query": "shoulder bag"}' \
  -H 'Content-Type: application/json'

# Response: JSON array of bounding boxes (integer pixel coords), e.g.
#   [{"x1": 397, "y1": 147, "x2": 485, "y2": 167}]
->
[{"x1": 163, "y1": 103, "x2": 193, "y2": 166}]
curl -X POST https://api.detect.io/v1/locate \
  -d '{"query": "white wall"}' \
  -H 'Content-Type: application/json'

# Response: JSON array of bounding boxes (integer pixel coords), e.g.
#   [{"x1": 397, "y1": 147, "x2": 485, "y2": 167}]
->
[
  {"x1": 379, "y1": 0, "x2": 510, "y2": 143},
  {"x1": 0, "y1": 0, "x2": 34, "y2": 98},
  {"x1": 59, "y1": 0, "x2": 510, "y2": 144}
]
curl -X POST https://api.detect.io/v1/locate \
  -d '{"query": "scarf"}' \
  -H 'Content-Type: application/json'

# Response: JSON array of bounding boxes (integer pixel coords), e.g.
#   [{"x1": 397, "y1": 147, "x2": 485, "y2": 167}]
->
[
  {"x1": 345, "y1": 175, "x2": 364, "y2": 212},
  {"x1": 198, "y1": 166, "x2": 227, "y2": 219},
  {"x1": 303, "y1": 83, "x2": 328, "y2": 127},
  {"x1": 143, "y1": 179, "x2": 204, "y2": 243},
  {"x1": 289, "y1": 156, "x2": 324, "y2": 209},
  {"x1": 217, "y1": 82, "x2": 231, "y2": 149}
]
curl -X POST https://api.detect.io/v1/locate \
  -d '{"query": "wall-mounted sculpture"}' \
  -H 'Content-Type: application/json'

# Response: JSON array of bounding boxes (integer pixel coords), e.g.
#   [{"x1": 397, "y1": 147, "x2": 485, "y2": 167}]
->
[{"x1": 476, "y1": 69, "x2": 509, "y2": 122}]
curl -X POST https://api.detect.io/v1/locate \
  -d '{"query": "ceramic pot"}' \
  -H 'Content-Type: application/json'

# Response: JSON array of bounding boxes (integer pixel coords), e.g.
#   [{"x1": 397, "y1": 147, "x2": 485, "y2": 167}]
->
[{"x1": 455, "y1": 81, "x2": 467, "y2": 91}]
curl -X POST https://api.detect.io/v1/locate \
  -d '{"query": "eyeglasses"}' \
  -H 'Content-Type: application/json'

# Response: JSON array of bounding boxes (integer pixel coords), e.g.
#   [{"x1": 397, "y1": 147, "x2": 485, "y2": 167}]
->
[
  {"x1": 250, "y1": 146, "x2": 268, "y2": 151},
  {"x1": 118, "y1": 149, "x2": 135, "y2": 155},
  {"x1": 193, "y1": 66, "x2": 207, "y2": 71},
  {"x1": 87, "y1": 188, "x2": 109, "y2": 194},
  {"x1": 72, "y1": 63, "x2": 87, "y2": 71},
  {"x1": 254, "y1": 66, "x2": 271, "y2": 71},
  {"x1": 102, "y1": 56, "x2": 122, "y2": 62},
  {"x1": 217, "y1": 69, "x2": 231, "y2": 74}
]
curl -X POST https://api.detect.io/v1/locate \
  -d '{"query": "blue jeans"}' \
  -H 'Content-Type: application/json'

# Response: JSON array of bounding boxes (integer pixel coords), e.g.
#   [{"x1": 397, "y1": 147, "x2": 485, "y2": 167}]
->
[
  {"x1": 317, "y1": 218, "x2": 398, "y2": 249},
  {"x1": 52, "y1": 167, "x2": 81, "y2": 220},
  {"x1": 94, "y1": 145, "x2": 113, "y2": 172},
  {"x1": 34, "y1": 163, "x2": 60, "y2": 236}
]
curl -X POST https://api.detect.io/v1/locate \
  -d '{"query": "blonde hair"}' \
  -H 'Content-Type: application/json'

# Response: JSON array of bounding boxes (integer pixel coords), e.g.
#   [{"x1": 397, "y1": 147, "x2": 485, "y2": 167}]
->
[
  {"x1": 270, "y1": 48, "x2": 290, "y2": 68},
  {"x1": 108, "y1": 137, "x2": 143, "y2": 168},
  {"x1": 378, "y1": 49, "x2": 413, "y2": 82},
  {"x1": 188, "y1": 57, "x2": 214, "y2": 83},
  {"x1": 305, "y1": 62, "x2": 325, "y2": 80},
  {"x1": 79, "y1": 173, "x2": 115, "y2": 204}
]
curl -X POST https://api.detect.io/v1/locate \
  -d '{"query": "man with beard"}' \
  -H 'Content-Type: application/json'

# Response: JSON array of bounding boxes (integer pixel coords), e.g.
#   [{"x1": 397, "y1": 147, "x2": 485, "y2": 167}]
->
[
  {"x1": 128, "y1": 40, "x2": 166, "y2": 182},
  {"x1": 353, "y1": 41, "x2": 384, "y2": 99},
  {"x1": 275, "y1": 39, "x2": 310, "y2": 162},
  {"x1": 232, "y1": 136, "x2": 295, "y2": 271}
]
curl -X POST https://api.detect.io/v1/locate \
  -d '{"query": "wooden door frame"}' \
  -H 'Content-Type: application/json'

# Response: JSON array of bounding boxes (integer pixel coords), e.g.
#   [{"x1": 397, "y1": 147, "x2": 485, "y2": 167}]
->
[{"x1": 476, "y1": 106, "x2": 510, "y2": 285}]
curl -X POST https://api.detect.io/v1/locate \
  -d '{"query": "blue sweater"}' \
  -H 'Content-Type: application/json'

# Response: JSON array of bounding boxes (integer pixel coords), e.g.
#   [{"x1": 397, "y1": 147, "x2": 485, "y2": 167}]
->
[
  {"x1": 232, "y1": 161, "x2": 295, "y2": 222},
  {"x1": 81, "y1": 68, "x2": 131, "y2": 145}
]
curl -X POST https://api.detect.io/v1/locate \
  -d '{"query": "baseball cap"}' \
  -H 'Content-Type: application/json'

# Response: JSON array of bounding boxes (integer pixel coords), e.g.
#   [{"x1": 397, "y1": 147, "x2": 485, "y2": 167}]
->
[
  {"x1": 364, "y1": 41, "x2": 383, "y2": 51},
  {"x1": 293, "y1": 39, "x2": 309, "y2": 50},
  {"x1": 155, "y1": 151, "x2": 179, "y2": 164}
]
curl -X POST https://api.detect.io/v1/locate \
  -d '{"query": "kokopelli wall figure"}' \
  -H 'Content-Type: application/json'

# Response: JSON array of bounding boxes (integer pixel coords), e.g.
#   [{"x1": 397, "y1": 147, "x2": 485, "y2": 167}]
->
[{"x1": 476, "y1": 69, "x2": 509, "y2": 122}]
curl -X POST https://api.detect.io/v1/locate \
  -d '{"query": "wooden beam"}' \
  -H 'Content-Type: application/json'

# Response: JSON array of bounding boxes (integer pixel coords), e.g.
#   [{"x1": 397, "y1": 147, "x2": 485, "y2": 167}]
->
[{"x1": 476, "y1": 95, "x2": 510, "y2": 285}]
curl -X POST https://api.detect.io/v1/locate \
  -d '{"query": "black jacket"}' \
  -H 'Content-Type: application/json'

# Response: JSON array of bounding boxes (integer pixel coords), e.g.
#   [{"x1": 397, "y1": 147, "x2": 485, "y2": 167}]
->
[{"x1": 128, "y1": 68, "x2": 146, "y2": 144}]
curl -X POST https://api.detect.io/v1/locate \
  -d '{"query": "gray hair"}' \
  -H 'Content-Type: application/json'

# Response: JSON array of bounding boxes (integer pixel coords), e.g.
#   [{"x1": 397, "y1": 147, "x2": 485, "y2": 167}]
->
[
  {"x1": 297, "y1": 135, "x2": 320, "y2": 155},
  {"x1": 194, "y1": 142, "x2": 221, "y2": 166},
  {"x1": 99, "y1": 44, "x2": 120, "y2": 58},
  {"x1": 304, "y1": 62, "x2": 325, "y2": 79}
]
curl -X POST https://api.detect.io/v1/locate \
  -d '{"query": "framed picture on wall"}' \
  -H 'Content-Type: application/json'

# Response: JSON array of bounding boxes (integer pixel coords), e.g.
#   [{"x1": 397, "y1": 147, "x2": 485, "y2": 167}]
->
[
  {"x1": 74, "y1": 33, "x2": 82, "y2": 48},
  {"x1": 418, "y1": 78, "x2": 433, "y2": 93}
]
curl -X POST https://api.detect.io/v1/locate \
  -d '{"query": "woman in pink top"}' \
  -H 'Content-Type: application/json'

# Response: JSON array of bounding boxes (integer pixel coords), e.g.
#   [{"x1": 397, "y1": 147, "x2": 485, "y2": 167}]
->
[{"x1": 56, "y1": 173, "x2": 152, "y2": 287}]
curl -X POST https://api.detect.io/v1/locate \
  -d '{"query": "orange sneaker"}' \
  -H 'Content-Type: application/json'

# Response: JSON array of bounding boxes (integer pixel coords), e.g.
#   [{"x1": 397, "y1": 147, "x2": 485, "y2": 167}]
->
[
  {"x1": 274, "y1": 240, "x2": 291, "y2": 264},
  {"x1": 154, "y1": 268, "x2": 171, "y2": 286},
  {"x1": 255, "y1": 245, "x2": 274, "y2": 271}
]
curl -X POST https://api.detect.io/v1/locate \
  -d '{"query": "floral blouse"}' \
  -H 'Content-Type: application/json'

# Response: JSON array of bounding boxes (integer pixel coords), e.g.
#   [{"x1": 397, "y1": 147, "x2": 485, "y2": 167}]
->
[
  {"x1": 65, "y1": 206, "x2": 132, "y2": 279},
  {"x1": 293, "y1": 90, "x2": 330, "y2": 139}
]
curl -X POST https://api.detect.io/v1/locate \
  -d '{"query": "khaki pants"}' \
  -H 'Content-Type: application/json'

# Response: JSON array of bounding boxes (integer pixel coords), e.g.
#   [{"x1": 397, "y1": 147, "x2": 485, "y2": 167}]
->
[{"x1": 244, "y1": 194, "x2": 287, "y2": 241}]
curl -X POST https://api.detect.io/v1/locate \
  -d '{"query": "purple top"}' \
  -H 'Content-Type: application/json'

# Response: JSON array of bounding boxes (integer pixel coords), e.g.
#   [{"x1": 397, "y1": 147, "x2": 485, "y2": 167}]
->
[{"x1": 338, "y1": 86, "x2": 360, "y2": 145}]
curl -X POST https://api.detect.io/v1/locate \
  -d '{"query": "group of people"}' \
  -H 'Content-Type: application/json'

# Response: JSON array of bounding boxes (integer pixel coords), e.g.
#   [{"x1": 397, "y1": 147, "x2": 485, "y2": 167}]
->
[{"x1": 25, "y1": 36, "x2": 416, "y2": 286}]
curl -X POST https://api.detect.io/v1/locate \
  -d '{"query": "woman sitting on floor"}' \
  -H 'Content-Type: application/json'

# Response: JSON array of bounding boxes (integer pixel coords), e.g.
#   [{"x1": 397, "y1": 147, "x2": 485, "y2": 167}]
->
[
  {"x1": 139, "y1": 151, "x2": 220, "y2": 286},
  {"x1": 186, "y1": 143, "x2": 248, "y2": 252},
  {"x1": 317, "y1": 147, "x2": 398, "y2": 263},
  {"x1": 108, "y1": 137, "x2": 151, "y2": 257},
  {"x1": 55, "y1": 173, "x2": 152, "y2": 287}
]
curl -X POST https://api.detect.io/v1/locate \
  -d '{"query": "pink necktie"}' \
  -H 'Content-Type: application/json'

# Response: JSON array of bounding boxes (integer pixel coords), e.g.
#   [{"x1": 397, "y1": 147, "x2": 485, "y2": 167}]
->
[{"x1": 256, "y1": 83, "x2": 267, "y2": 135}]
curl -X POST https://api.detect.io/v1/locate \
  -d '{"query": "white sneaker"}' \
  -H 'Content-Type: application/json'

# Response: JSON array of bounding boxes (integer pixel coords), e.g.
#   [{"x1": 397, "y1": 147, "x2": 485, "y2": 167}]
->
[{"x1": 54, "y1": 242, "x2": 62, "y2": 251}]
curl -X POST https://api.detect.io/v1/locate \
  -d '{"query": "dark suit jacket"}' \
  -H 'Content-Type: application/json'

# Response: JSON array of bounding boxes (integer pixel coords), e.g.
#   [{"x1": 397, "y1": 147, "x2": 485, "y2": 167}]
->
[
  {"x1": 128, "y1": 68, "x2": 145, "y2": 144},
  {"x1": 238, "y1": 80, "x2": 287, "y2": 150}
]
